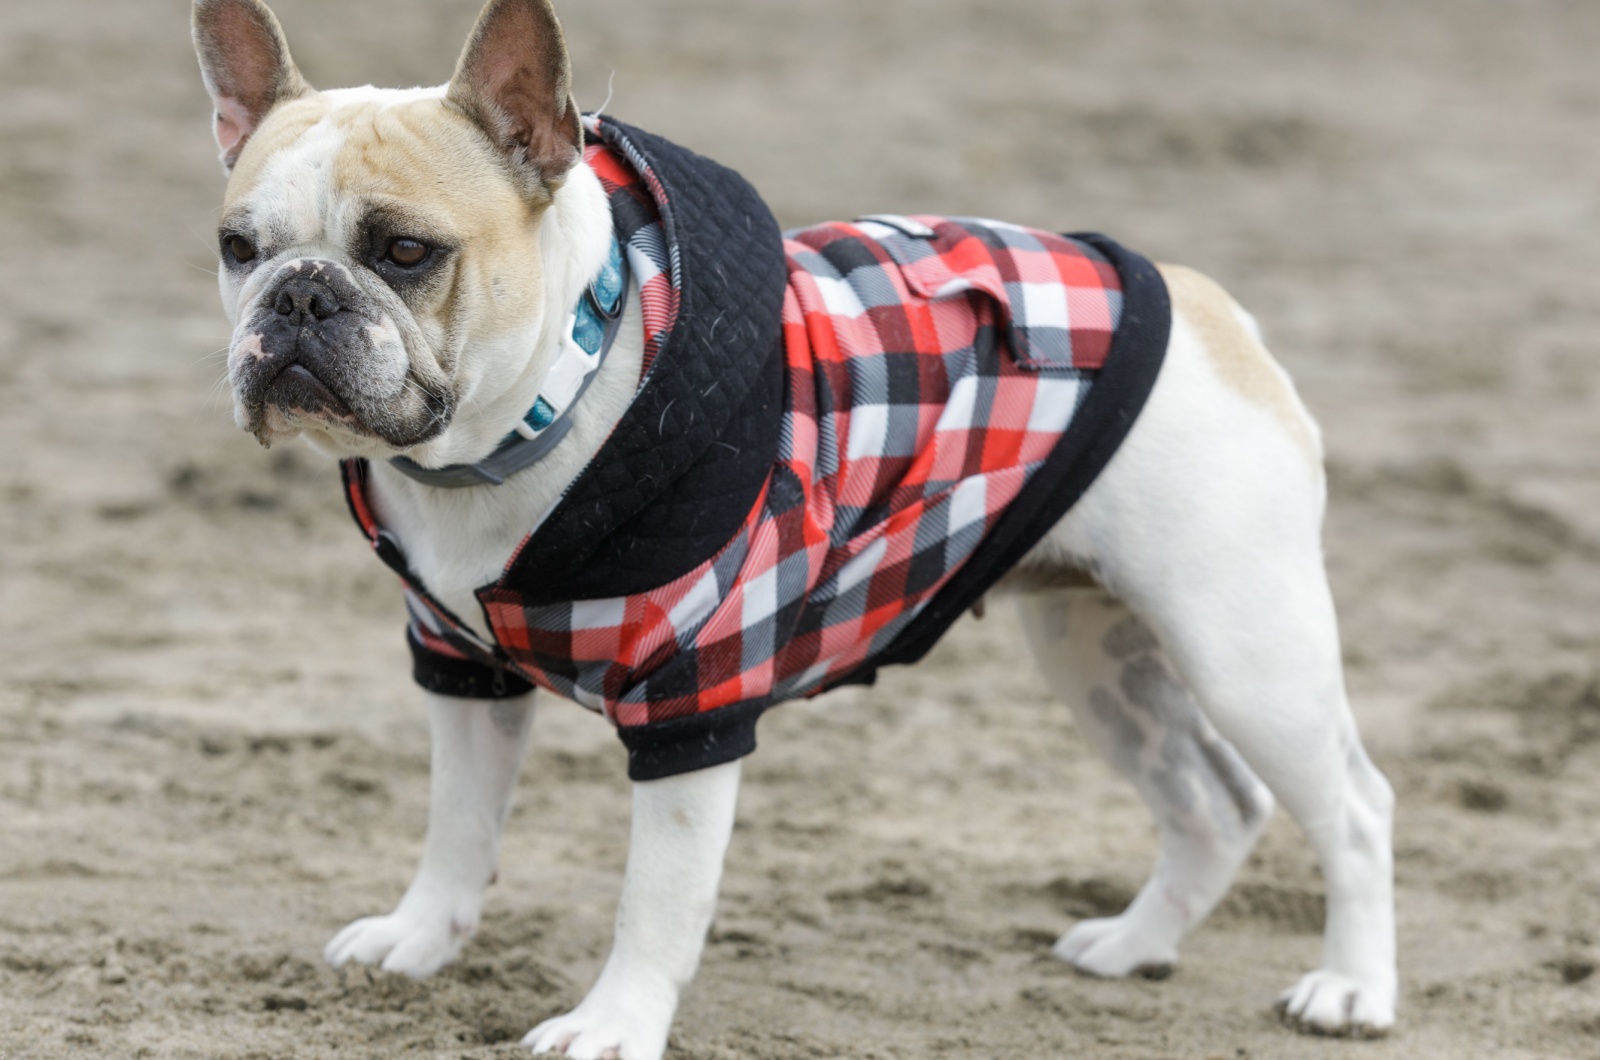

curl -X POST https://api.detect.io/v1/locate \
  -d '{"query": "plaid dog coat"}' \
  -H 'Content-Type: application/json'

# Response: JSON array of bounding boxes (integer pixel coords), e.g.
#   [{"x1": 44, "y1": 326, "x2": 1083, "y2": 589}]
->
[{"x1": 343, "y1": 117, "x2": 1170, "y2": 780}]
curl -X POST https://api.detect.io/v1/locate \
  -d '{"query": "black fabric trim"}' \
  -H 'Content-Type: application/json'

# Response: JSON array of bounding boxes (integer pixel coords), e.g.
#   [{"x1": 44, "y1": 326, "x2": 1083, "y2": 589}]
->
[
  {"x1": 408, "y1": 629, "x2": 534, "y2": 699},
  {"x1": 826, "y1": 233, "x2": 1171, "y2": 688},
  {"x1": 492, "y1": 118, "x2": 788, "y2": 607},
  {"x1": 616, "y1": 700, "x2": 767, "y2": 781}
]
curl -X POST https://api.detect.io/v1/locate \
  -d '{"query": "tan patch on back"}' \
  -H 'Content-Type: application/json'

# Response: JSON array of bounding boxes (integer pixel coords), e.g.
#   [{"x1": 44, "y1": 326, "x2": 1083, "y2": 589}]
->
[{"x1": 1157, "y1": 263, "x2": 1320, "y2": 464}]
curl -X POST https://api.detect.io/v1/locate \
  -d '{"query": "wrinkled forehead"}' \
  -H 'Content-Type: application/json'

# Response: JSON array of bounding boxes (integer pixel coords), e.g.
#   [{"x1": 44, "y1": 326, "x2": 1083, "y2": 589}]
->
[{"x1": 221, "y1": 86, "x2": 528, "y2": 247}]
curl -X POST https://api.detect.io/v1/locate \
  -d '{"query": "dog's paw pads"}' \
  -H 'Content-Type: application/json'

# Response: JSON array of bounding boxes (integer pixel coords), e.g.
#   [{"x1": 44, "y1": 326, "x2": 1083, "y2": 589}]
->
[
  {"x1": 523, "y1": 1005, "x2": 666, "y2": 1060},
  {"x1": 1053, "y1": 915, "x2": 1179, "y2": 979},
  {"x1": 1276, "y1": 969, "x2": 1395, "y2": 1038},
  {"x1": 324, "y1": 908, "x2": 471, "y2": 979}
]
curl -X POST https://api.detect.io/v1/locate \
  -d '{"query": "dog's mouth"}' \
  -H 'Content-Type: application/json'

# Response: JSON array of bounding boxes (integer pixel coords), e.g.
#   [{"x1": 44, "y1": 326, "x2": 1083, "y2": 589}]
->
[
  {"x1": 252, "y1": 362, "x2": 363, "y2": 445},
  {"x1": 241, "y1": 357, "x2": 452, "y2": 452},
  {"x1": 267, "y1": 363, "x2": 357, "y2": 420}
]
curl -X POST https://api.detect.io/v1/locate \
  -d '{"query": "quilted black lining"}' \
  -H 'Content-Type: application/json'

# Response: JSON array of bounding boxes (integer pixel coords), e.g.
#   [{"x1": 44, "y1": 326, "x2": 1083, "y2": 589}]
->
[{"x1": 487, "y1": 119, "x2": 788, "y2": 608}]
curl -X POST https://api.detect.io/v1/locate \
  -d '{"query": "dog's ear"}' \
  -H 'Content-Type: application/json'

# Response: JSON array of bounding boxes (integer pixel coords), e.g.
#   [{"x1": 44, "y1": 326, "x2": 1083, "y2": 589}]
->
[
  {"x1": 447, "y1": 0, "x2": 583, "y2": 201},
  {"x1": 192, "y1": 0, "x2": 311, "y2": 172}
]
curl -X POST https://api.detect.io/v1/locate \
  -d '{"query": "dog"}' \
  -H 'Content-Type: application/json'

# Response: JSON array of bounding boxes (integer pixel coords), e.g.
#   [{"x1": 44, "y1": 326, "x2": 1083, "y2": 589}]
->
[{"x1": 192, "y1": 0, "x2": 1397, "y2": 1055}]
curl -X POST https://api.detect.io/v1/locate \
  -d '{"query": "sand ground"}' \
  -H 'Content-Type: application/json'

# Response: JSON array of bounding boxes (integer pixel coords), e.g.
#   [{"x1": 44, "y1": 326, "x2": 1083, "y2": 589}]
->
[{"x1": 4, "y1": 0, "x2": 1600, "y2": 1056}]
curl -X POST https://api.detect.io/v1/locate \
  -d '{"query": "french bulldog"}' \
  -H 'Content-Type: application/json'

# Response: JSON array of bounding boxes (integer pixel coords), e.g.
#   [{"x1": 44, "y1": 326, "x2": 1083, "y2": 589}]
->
[{"x1": 192, "y1": 0, "x2": 1398, "y2": 1055}]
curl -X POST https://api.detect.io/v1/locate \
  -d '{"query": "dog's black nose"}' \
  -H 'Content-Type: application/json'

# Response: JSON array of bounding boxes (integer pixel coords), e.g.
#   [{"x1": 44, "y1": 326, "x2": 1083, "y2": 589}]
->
[{"x1": 274, "y1": 275, "x2": 341, "y2": 324}]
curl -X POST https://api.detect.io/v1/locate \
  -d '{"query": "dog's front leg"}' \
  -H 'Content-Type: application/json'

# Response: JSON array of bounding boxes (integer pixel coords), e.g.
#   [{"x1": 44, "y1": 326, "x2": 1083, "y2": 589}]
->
[
  {"x1": 524, "y1": 759, "x2": 742, "y2": 1060},
  {"x1": 325, "y1": 691, "x2": 535, "y2": 977}
]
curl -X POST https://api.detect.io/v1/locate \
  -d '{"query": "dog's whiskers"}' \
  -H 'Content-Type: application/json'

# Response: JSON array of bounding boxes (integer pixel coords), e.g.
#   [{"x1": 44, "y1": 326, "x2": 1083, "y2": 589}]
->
[{"x1": 191, "y1": 344, "x2": 232, "y2": 368}]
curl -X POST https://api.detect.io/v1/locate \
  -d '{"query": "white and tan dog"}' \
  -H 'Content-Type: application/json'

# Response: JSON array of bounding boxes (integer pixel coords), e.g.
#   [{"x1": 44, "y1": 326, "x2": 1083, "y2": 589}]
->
[{"x1": 193, "y1": 0, "x2": 1397, "y2": 1055}]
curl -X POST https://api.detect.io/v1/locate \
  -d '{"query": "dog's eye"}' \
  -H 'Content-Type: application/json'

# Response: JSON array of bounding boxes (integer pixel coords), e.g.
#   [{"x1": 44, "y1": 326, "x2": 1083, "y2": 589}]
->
[
  {"x1": 226, "y1": 235, "x2": 257, "y2": 263},
  {"x1": 386, "y1": 239, "x2": 430, "y2": 268}
]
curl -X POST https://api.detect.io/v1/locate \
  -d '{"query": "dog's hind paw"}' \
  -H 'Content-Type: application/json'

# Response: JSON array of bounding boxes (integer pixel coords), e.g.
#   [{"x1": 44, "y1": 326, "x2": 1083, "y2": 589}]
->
[
  {"x1": 523, "y1": 993, "x2": 672, "y2": 1060},
  {"x1": 1053, "y1": 914, "x2": 1179, "y2": 979},
  {"x1": 324, "y1": 903, "x2": 474, "y2": 979},
  {"x1": 1276, "y1": 970, "x2": 1394, "y2": 1038}
]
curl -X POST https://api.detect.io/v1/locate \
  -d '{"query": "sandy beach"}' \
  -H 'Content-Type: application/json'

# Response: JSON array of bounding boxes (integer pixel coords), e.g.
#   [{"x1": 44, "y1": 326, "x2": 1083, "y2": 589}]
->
[{"x1": 3, "y1": 0, "x2": 1600, "y2": 1056}]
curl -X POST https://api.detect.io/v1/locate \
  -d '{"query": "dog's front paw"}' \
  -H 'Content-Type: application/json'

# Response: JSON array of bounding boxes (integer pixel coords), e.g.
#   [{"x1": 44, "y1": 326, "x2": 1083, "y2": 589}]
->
[
  {"x1": 324, "y1": 901, "x2": 475, "y2": 979},
  {"x1": 1053, "y1": 914, "x2": 1179, "y2": 979},
  {"x1": 522, "y1": 992, "x2": 673, "y2": 1060},
  {"x1": 1276, "y1": 969, "x2": 1395, "y2": 1038}
]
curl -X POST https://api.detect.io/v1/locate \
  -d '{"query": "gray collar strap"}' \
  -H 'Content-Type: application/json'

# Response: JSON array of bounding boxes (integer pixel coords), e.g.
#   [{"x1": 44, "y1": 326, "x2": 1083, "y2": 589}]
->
[{"x1": 387, "y1": 233, "x2": 630, "y2": 488}]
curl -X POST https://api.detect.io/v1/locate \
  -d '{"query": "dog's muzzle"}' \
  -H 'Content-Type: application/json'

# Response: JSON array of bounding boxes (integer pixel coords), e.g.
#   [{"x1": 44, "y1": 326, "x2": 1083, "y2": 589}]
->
[
  {"x1": 257, "y1": 272, "x2": 356, "y2": 423},
  {"x1": 231, "y1": 258, "x2": 449, "y2": 448}
]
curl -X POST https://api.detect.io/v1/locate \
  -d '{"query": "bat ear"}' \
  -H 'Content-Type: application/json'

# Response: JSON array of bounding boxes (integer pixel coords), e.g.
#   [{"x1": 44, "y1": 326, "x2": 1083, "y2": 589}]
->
[
  {"x1": 447, "y1": 0, "x2": 583, "y2": 202},
  {"x1": 192, "y1": 0, "x2": 311, "y2": 171}
]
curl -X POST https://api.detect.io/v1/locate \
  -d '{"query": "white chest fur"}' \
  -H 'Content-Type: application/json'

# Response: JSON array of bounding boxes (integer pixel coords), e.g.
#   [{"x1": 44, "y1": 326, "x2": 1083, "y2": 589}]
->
[{"x1": 365, "y1": 282, "x2": 643, "y2": 640}]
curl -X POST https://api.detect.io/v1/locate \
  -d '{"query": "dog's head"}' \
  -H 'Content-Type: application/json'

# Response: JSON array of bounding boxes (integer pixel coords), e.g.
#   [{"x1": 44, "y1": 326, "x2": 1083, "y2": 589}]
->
[{"x1": 193, "y1": 0, "x2": 583, "y2": 462}]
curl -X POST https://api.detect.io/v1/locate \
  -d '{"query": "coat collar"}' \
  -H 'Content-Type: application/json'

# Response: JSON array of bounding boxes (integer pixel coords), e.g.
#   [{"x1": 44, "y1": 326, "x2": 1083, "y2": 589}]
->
[{"x1": 487, "y1": 116, "x2": 788, "y2": 607}]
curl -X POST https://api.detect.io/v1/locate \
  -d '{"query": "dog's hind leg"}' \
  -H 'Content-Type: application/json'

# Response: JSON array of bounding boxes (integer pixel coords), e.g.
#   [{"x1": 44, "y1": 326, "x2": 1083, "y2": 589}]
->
[
  {"x1": 1103, "y1": 557, "x2": 1397, "y2": 1036},
  {"x1": 325, "y1": 690, "x2": 534, "y2": 977},
  {"x1": 1089, "y1": 547, "x2": 1397, "y2": 1036},
  {"x1": 1017, "y1": 588, "x2": 1274, "y2": 979},
  {"x1": 1033, "y1": 283, "x2": 1397, "y2": 1034}
]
